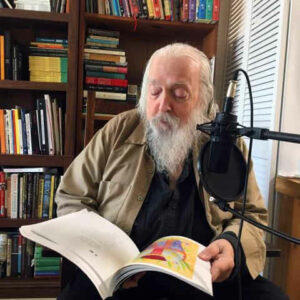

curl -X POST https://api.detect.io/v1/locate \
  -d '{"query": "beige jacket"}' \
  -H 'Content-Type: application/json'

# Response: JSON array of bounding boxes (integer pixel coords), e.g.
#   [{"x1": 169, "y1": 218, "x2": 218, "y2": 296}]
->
[{"x1": 56, "y1": 109, "x2": 268, "y2": 279}]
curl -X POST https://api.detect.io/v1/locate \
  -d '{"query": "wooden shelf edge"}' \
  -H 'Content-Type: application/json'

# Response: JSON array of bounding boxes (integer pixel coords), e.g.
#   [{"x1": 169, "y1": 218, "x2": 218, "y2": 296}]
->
[
  {"x1": 84, "y1": 13, "x2": 216, "y2": 32},
  {"x1": 0, "y1": 8, "x2": 70, "y2": 23},
  {"x1": 0, "y1": 154, "x2": 73, "y2": 168},
  {"x1": 0, "y1": 80, "x2": 67, "y2": 91},
  {"x1": 0, "y1": 218, "x2": 51, "y2": 228},
  {"x1": 0, "y1": 277, "x2": 61, "y2": 288}
]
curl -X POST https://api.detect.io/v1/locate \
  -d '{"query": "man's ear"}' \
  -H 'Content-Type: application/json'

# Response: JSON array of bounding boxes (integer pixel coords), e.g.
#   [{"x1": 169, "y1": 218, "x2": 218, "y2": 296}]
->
[{"x1": 206, "y1": 98, "x2": 219, "y2": 120}]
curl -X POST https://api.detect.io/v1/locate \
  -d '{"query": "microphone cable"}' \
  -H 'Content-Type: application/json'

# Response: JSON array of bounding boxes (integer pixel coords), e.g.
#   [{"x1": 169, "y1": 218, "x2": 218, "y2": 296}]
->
[{"x1": 233, "y1": 68, "x2": 254, "y2": 300}]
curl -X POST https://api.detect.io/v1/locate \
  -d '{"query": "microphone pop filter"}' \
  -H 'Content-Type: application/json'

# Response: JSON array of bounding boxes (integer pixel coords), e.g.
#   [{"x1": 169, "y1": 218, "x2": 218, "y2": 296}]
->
[{"x1": 198, "y1": 141, "x2": 246, "y2": 202}]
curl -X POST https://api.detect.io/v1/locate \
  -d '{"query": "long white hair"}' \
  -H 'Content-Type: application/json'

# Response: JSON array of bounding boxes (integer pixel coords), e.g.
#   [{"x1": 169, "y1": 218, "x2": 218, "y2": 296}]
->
[{"x1": 137, "y1": 43, "x2": 216, "y2": 121}]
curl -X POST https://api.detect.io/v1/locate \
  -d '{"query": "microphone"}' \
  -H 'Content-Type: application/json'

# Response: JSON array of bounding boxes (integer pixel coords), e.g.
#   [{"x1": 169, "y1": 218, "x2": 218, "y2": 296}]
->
[
  {"x1": 207, "y1": 79, "x2": 238, "y2": 173},
  {"x1": 197, "y1": 74, "x2": 247, "y2": 202}
]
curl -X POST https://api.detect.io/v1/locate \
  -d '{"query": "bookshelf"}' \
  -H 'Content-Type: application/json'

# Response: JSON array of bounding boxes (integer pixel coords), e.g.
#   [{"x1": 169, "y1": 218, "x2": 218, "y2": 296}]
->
[
  {"x1": 76, "y1": 0, "x2": 218, "y2": 152},
  {"x1": 0, "y1": 2, "x2": 79, "y2": 298}
]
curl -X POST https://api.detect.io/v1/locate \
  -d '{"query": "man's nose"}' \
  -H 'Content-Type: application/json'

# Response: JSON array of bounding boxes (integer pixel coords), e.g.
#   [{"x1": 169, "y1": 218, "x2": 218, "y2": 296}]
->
[{"x1": 158, "y1": 92, "x2": 172, "y2": 112}]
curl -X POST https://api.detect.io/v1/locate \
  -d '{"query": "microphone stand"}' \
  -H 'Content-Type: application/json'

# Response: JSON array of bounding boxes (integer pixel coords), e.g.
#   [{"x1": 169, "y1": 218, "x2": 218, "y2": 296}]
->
[{"x1": 197, "y1": 122, "x2": 300, "y2": 245}]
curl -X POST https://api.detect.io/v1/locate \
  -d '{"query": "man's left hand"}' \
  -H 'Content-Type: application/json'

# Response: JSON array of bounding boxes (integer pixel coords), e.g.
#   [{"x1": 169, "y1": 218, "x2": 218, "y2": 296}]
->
[{"x1": 198, "y1": 239, "x2": 235, "y2": 283}]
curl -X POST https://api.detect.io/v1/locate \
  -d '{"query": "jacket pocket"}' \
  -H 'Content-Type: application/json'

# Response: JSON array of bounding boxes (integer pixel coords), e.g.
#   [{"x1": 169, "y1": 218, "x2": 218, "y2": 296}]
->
[{"x1": 96, "y1": 181, "x2": 131, "y2": 224}]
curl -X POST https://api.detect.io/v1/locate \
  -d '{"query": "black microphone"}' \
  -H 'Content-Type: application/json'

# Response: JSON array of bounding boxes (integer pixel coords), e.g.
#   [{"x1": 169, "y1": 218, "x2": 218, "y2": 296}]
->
[
  {"x1": 207, "y1": 79, "x2": 238, "y2": 173},
  {"x1": 197, "y1": 75, "x2": 247, "y2": 202}
]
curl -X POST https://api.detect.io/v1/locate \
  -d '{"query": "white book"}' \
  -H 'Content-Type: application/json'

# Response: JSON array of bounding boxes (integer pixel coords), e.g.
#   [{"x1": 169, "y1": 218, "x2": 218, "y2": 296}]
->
[
  {"x1": 35, "y1": 110, "x2": 42, "y2": 154},
  {"x1": 7, "y1": 110, "x2": 14, "y2": 155},
  {"x1": 2, "y1": 167, "x2": 50, "y2": 173},
  {"x1": 4, "y1": 112, "x2": 10, "y2": 154},
  {"x1": 10, "y1": 174, "x2": 19, "y2": 219},
  {"x1": 20, "y1": 210, "x2": 213, "y2": 299},
  {"x1": 44, "y1": 94, "x2": 55, "y2": 155},
  {"x1": 25, "y1": 113, "x2": 33, "y2": 155},
  {"x1": 84, "y1": 48, "x2": 126, "y2": 56},
  {"x1": 83, "y1": 90, "x2": 127, "y2": 101}
]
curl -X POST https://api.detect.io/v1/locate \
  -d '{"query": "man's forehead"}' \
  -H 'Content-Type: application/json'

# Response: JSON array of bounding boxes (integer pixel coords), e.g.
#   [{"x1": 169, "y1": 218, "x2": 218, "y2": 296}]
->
[{"x1": 148, "y1": 78, "x2": 190, "y2": 87}]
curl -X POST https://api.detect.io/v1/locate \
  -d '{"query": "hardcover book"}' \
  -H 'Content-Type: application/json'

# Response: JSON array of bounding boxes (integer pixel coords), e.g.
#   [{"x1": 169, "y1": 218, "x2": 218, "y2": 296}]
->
[{"x1": 20, "y1": 209, "x2": 213, "y2": 299}]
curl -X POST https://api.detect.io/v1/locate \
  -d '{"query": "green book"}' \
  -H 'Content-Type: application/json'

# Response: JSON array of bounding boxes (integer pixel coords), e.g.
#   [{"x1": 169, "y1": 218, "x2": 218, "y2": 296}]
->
[
  {"x1": 86, "y1": 71, "x2": 126, "y2": 80},
  {"x1": 205, "y1": 0, "x2": 213, "y2": 21}
]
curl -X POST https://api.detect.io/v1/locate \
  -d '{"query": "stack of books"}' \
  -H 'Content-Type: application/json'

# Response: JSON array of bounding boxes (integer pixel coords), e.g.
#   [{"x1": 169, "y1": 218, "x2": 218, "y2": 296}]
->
[
  {"x1": 33, "y1": 245, "x2": 60, "y2": 279},
  {"x1": 29, "y1": 37, "x2": 68, "y2": 83},
  {"x1": 84, "y1": 28, "x2": 128, "y2": 101}
]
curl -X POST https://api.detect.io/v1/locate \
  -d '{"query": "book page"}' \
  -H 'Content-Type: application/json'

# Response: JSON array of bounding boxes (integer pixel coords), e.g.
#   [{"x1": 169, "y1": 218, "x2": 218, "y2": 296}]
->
[
  {"x1": 114, "y1": 236, "x2": 212, "y2": 296},
  {"x1": 20, "y1": 209, "x2": 139, "y2": 298}
]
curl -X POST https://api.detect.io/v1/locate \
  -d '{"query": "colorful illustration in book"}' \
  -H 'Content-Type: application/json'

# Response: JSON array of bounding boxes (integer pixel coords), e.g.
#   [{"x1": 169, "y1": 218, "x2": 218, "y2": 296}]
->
[{"x1": 134, "y1": 237, "x2": 199, "y2": 279}]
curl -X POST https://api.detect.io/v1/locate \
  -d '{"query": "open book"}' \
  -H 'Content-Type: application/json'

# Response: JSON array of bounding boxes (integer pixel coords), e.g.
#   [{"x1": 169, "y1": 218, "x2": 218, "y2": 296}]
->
[{"x1": 20, "y1": 209, "x2": 213, "y2": 299}]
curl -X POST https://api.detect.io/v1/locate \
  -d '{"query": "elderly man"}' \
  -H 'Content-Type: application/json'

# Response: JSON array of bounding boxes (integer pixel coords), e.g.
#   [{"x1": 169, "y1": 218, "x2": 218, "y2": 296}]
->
[{"x1": 56, "y1": 43, "x2": 287, "y2": 299}]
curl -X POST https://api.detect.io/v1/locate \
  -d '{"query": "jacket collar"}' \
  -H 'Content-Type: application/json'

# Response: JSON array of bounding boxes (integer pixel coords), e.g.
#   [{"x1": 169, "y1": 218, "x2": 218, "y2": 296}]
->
[{"x1": 125, "y1": 115, "x2": 147, "y2": 145}]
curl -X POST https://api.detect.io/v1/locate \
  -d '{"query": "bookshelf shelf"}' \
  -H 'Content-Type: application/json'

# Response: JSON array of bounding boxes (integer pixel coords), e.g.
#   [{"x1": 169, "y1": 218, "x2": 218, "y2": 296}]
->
[
  {"x1": 0, "y1": 154, "x2": 73, "y2": 168},
  {"x1": 0, "y1": 8, "x2": 70, "y2": 23},
  {"x1": 0, "y1": 80, "x2": 67, "y2": 91},
  {"x1": 81, "y1": 113, "x2": 115, "y2": 121},
  {"x1": 0, "y1": 277, "x2": 61, "y2": 298},
  {"x1": 85, "y1": 13, "x2": 216, "y2": 37},
  {"x1": 0, "y1": 218, "x2": 49, "y2": 228}
]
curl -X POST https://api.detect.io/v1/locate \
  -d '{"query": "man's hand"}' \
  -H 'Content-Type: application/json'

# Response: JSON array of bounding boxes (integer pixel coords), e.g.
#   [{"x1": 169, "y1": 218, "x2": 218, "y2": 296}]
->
[
  {"x1": 198, "y1": 239, "x2": 235, "y2": 283},
  {"x1": 122, "y1": 272, "x2": 145, "y2": 289}
]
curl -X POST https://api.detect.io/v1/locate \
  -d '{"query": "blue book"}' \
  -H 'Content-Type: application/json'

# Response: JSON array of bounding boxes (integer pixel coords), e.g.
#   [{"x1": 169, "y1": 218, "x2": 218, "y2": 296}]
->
[
  {"x1": 42, "y1": 174, "x2": 51, "y2": 218},
  {"x1": 86, "y1": 38, "x2": 119, "y2": 45},
  {"x1": 198, "y1": 0, "x2": 206, "y2": 19},
  {"x1": 35, "y1": 37, "x2": 68, "y2": 45}
]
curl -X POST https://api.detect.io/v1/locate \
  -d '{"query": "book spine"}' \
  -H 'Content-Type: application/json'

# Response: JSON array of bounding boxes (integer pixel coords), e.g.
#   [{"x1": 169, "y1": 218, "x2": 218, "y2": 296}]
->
[
  {"x1": 48, "y1": 175, "x2": 55, "y2": 219},
  {"x1": 85, "y1": 64, "x2": 128, "y2": 73},
  {"x1": 188, "y1": 0, "x2": 196, "y2": 22},
  {"x1": 42, "y1": 174, "x2": 51, "y2": 218},
  {"x1": 26, "y1": 173, "x2": 33, "y2": 219},
  {"x1": 0, "y1": 109, "x2": 6, "y2": 154},
  {"x1": 4, "y1": 31, "x2": 12, "y2": 80},
  {"x1": 8, "y1": 110, "x2": 14, "y2": 154},
  {"x1": 18, "y1": 118, "x2": 23, "y2": 155},
  {"x1": 85, "y1": 84, "x2": 127, "y2": 93},
  {"x1": 20, "y1": 109, "x2": 28, "y2": 155},
  {"x1": 197, "y1": 0, "x2": 206, "y2": 20},
  {"x1": 44, "y1": 95, "x2": 55, "y2": 155},
  {"x1": 84, "y1": 59, "x2": 127, "y2": 67},
  {"x1": 85, "y1": 76, "x2": 128, "y2": 87},
  {"x1": 85, "y1": 71, "x2": 126, "y2": 79},
  {"x1": 181, "y1": 0, "x2": 189, "y2": 22},
  {"x1": 0, "y1": 35, "x2": 4, "y2": 80},
  {"x1": 10, "y1": 174, "x2": 18, "y2": 219},
  {"x1": 146, "y1": 0, "x2": 154, "y2": 18},
  {"x1": 36, "y1": 38, "x2": 68, "y2": 44},
  {"x1": 211, "y1": 0, "x2": 219, "y2": 23},
  {"x1": 37, "y1": 175, "x2": 44, "y2": 219},
  {"x1": 0, "y1": 172, "x2": 5, "y2": 217},
  {"x1": 158, "y1": 0, "x2": 164, "y2": 19},
  {"x1": 6, "y1": 237, "x2": 12, "y2": 277},
  {"x1": 152, "y1": 0, "x2": 161, "y2": 19},
  {"x1": 88, "y1": 28, "x2": 120, "y2": 38},
  {"x1": 128, "y1": 0, "x2": 140, "y2": 17},
  {"x1": 25, "y1": 113, "x2": 32, "y2": 155},
  {"x1": 37, "y1": 99, "x2": 49, "y2": 155}
]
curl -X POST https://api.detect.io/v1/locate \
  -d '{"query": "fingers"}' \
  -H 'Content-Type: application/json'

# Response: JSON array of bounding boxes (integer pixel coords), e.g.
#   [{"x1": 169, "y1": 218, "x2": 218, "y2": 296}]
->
[
  {"x1": 198, "y1": 242, "x2": 220, "y2": 261},
  {"x1": 211, "y1": 255, "x2": 235, "y2": 282}
]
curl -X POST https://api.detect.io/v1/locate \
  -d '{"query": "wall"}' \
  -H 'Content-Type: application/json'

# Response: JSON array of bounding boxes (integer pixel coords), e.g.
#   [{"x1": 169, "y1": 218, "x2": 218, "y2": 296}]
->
[{"x1": 277, "y1": 0, "x2": 300, "y2": 176}]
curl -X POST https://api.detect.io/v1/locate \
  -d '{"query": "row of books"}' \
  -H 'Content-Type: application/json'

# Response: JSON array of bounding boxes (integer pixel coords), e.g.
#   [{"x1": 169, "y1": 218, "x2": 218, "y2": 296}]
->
[
  {"x1": 0, "y1": 233, "x2": 34, "y2": 278},
  {"x1": 84, "y1": 28, "x2": 129, "y2": 101},
  {"x1": 0, "y1": 96, "x2": 65, "y2": 156},
  {"x1": 29, "y1": 37, "x2": 68, "y2": 83},
  {"x1": 0, "y1": 0, "x2": 70, "y2": 13},
  {"x1": 86, "y1": 0, "x2": 219, "y2": 23},
  {"x1": 0, "y1": 168, "x2": 61, "y2": 219},
  {"x1": 0, "y1": 31, "x2": 27, "y2": 81},
  {"x1": 0, "y1": 234, "x2": 61, "y2": 279}
]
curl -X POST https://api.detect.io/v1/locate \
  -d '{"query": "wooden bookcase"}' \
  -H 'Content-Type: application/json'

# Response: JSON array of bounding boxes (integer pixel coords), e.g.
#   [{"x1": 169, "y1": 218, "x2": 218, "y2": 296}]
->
[
  {"x1": 0, "y1": 2, "x2": 79, "y2": 298},
  {"x1": 75, "y1": 0, "x2": 218, "y2": 152}
]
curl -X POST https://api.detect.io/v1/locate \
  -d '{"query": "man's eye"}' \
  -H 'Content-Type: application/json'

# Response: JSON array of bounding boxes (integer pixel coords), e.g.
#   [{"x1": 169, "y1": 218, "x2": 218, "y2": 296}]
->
[
  {"x1": 174, "y1": 89, "x2": 188, "y2": 99},
  {"x1": 150, "y1": 87, "x2": 162, "y2": 96}
]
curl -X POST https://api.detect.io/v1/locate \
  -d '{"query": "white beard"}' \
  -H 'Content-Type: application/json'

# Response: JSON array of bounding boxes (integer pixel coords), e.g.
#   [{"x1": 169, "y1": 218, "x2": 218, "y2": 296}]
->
[{"x1": 146, "y1": 110, "x2": 202, "y2": 176}]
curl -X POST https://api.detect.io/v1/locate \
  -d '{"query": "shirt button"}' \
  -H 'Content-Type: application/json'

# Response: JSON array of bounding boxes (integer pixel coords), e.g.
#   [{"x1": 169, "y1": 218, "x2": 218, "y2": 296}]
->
[{"x1": 137, "y1": 195, "x2": 144, "y2": 202}]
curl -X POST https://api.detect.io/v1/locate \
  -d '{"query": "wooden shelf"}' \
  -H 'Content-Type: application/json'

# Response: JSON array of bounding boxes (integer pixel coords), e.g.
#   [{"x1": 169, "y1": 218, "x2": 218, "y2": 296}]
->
[
  {"x1": 0, "y1": 277, "x2": 61, "y2": 298},
  {"x1": 0, "y1": 80, "x2": 67, "y2": 91},
  {"x1": 0, "y1": 8, "x2": 70, "y2": 23},
  {"x1": 81, "y1": 112, "x2": 115, "y2": 121},
  {"x1": 0, "y1": 154, "x2": 73, "y2": 168},
  {"x1": 0, "y1": 218, "x2": 49, "y2": 228},
  {"x1": 85, "y1": 14, "x2": 216, "y2": 37}
]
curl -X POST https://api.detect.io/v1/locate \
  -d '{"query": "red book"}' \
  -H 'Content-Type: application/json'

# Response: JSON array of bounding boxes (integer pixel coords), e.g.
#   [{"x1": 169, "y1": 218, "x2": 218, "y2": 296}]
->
[
  {"x1": 0, "y1": 171, "x2": 6, "y2": 217},
  {"x1": 180, "y1": 0, "x2": 189, "y2": 22},
  {"x1": 128, "y1": 0, "x2": 140, "y2": 16},
  {"x1": 212, "y1": 0, "x2": 219, "y2": 23},
  {"x1": 85, "y1": 77, "x2": 128, "y2": 87},
  {"x1": 152, "y1": 0, "x2": 161, "y2": 19}
]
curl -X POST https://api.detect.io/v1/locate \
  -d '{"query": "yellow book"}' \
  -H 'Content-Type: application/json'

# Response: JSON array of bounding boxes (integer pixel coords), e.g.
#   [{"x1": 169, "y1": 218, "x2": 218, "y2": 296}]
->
[
  {"x1": 48, "y1": 175, "x2": 55, "y2": 219},
  {"x1": 13, "y1": 109, "x2": 20, "y2": 155},
  {"x1": 37, "y1": 176, "x2": 44, "y2": 219},
  {"x1": 0, "y1": 35, "x2": 4, "y2": 80},
  {"x1": 146, "y1": 0, "x2": 154, "y2": 18}
]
